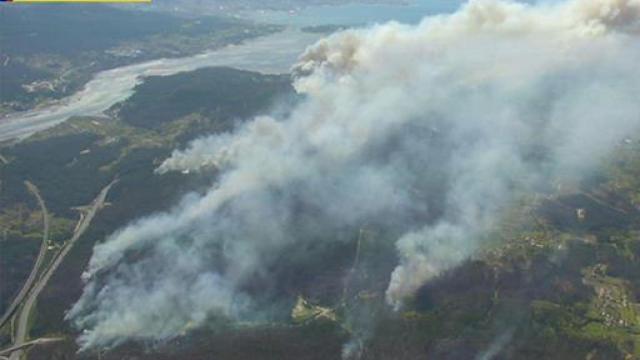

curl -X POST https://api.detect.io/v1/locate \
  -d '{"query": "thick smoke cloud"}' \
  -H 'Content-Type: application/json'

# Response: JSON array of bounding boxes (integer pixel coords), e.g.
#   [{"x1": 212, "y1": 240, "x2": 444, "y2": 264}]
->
[{"x1": 69, "y1": 0, "x2": 640, "y2": 351}]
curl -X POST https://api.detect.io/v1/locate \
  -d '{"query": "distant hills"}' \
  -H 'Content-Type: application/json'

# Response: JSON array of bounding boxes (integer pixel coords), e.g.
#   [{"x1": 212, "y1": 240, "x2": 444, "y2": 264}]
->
[{"x1": 0, "y1": 5, "x2": 277, "y2": 115}]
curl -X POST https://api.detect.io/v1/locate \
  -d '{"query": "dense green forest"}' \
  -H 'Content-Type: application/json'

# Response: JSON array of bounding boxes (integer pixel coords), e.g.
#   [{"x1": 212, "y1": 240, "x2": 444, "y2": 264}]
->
[{"x1": 115, "y1": 67, "x2": 294, "y2": 128}]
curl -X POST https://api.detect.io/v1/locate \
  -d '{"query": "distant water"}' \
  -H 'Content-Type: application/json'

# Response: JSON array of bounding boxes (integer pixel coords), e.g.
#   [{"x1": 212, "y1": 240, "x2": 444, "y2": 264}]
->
[
  {"x1": 244, "y1": 0, "x2": 466, "y2": 26},
  {"x1": 0, "y1": 30, "x2": 322, "y2": 143},
  {"x1": 0, "y1": 1, "x2": 466, "y2": 143}
]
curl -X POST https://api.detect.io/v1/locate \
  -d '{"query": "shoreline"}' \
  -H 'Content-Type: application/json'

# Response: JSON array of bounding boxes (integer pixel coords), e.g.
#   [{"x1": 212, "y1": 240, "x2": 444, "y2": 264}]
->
[{"x1": 0, "y1": 28, "x2": 322, "y2": 144}]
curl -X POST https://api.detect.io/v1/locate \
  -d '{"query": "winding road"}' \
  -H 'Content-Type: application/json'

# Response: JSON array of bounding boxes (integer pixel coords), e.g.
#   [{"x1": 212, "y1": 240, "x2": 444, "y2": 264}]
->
[{"x1": 6, "y1": 180, "x2": 117, "y2": 360}]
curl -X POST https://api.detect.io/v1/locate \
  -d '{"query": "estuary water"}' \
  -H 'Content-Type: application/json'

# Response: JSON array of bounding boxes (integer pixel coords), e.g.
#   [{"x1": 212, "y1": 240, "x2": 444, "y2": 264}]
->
[{"x1": 0, "y1": 0, "x2": 465, "y2": 143}]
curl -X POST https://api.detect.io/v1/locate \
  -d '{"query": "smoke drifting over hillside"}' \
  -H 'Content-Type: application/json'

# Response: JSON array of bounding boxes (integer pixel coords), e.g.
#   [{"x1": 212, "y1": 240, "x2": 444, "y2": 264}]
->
[{"x1": 69, "y1": 0, "x2": 640, "y2": 351}]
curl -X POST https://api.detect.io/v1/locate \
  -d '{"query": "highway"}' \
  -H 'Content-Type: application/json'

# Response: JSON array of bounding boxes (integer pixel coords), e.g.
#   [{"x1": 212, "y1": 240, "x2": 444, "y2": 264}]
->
[
  {"x1": 0, "y1": 182, "x2": 50, "y2": 330},
  {"x1": 6, "y1": 180, "x2": 117, "y2": 360},
  {"x1": 0, "y1": 338, "x2": 62, "y2": 357}
]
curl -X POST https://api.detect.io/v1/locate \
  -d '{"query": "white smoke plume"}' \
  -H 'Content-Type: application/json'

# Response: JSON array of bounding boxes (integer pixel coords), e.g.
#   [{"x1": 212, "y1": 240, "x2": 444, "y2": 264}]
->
[{"x1": 69, "y1": 0, "x2": 640, "y2": 350}]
